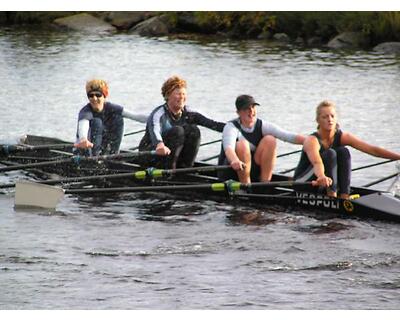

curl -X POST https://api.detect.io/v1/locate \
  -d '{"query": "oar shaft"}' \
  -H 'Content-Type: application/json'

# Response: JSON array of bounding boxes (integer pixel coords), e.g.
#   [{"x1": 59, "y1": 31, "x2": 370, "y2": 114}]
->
[
  {"x1": 201, "y1": 149, "x2": 302, "y2": 162},
  {"x1": 124, "y1": 129, "x2": 146, "y2": 137},
  {"x1": 64, "y1": 180, "x2": 311, "y2": 195},
  {"x1": 200, "y1": 139, "x2": 222, "y2": 147},
  {"x1": 0, "y1": 151, "x2": 156, "y2": 173},
  {"x1": 362, "y1": 173, "x2": 398, "y2": 188},
  {"x1": 1, "y1": 143, "x2": 73, "y2": 155},
  {"x1": 201, "y1": 154, "x2": 219, "y2": 162},
  {"x1": 0, "y1": 164, "x2": 230, "y2": 189},
  {"x1": 352, "y1": 159, "x2": 395, "y2": 172},
  {"x1": 0, "y1": 157, "x2": 70, "y2": 172},
  {"x1": 279, "y1": 159, "x2": 397, "y2": 175},
  {"x1": 153, "y1": 164, "x2": 231, "y2": 177},
  {"x1": 277, "y1": 149, "x2": 302, "y2": 158}
]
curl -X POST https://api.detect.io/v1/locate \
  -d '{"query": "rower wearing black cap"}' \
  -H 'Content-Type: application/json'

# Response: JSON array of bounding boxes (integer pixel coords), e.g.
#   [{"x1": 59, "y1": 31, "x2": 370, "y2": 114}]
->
[{"x1": 218, "y1": 94, "x2": 305, "y2": 183}]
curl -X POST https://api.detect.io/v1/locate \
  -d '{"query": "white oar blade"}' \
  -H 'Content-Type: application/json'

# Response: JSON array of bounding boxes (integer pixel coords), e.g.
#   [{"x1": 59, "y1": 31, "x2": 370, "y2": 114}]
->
[{"x1": 15, "y1": 180, "x2": 65, "y2": 209}]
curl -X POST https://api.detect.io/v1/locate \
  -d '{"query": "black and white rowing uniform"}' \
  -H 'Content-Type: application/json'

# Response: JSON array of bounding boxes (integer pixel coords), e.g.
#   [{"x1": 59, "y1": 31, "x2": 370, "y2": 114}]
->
[
  {"x1": 218, "y1": 118, "x2": 299, "y2": 181},
  {"x1": 294, "y1": 129, "x2": 351, "y2": 194},
  {"x1": 76, "y1": 102, "x2": 147, "y2": 156},
  {"x1": 139, "y1": 103, "x2": 225, "y2": 168}
]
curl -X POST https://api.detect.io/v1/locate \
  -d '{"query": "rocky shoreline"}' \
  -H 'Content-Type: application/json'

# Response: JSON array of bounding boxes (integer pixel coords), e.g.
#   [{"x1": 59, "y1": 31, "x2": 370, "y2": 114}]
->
[{"x1": 1, "y1": 12, "x2": 400, "y2": 54}]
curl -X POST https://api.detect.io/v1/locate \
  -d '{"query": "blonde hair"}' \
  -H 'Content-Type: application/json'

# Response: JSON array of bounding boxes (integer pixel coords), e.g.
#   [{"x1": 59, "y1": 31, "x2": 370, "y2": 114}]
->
[
  {"x1": 316, "y1": 100, "x2": 339, "y2": 129},
  {"x1": 161, "y1": 76, "x2": 187, "y2": 100},
  {"x1": 86, "y1": 79, "x2": 109, "y2": 97},
  {"x1": 316, "y1": 100, "x2": 336, "y2": 120}
]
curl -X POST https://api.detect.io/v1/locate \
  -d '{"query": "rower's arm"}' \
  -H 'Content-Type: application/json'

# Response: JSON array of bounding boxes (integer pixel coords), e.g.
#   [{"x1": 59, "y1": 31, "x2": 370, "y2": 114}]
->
[
  {"x1": 222, "y1": 123, "x2": 246, "y2": 171},
  {"x1": 261, "y1": 121, "x2": 304, "y2": 144},
  {"x1": 342, "y1": 132, "x2": 400, "y2": 160},
  {"x1": 75, "y1": 119, "x2": 94, "y2": 149},
  {"x1": 304, "y1": 136, "x2": 332, "y2": 187},
  {"x1": 190, "y1": 112, "x2": 225, "y2": 132},
  {"x1": 122, "y1": 110, "x2": 148, "y2": 123},
  {"x1": 224, "y1": 146, "x2": 245, "y2": 171},
  {"x1": 76, "y1": 119, "x2": 90, "y2": 141}
]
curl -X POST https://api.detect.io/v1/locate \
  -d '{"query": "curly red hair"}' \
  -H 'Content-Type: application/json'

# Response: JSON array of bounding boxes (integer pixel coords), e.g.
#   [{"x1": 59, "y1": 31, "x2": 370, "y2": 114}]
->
[
  {"x1": 86, "y1": 79, "x2": 109, "y2": 98},
  {"x1": 161, "y1": 76, "x2": 187, "y2": 100}
]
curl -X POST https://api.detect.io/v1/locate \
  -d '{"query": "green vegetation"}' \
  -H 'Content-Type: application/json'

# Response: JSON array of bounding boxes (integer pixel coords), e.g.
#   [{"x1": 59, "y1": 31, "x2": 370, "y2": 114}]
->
[
  {"x1": 1, "y1": 11, "x2": 399, "y2": 44},
  {"x1": 0, "y1": 12, "x2": 76, "y2": 24},
  {"x1": 191, "y1": 12, "x2": 400, "y2": 43}
]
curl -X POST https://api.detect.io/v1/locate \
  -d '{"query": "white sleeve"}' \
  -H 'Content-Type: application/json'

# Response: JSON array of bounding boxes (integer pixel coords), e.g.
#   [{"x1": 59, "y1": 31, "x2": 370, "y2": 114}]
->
[
  {"x1": 76, "y1": 119, "x2": 90, "y2": 142},
  {"x1": 122, "y1": 110, "x2": 148, "y2": 123},
  {"x1": 222, "y1": 122, "x2": 241, "y2": 150},
  {"x1": 261, "y1": 120, "x2": 298, "y2": 143}
]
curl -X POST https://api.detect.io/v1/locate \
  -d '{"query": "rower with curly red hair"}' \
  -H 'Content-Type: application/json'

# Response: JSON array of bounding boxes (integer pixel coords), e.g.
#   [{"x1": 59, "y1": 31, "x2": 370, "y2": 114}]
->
[{"x1": 139, "y1": 75, "x2": 225, "y2": 169}]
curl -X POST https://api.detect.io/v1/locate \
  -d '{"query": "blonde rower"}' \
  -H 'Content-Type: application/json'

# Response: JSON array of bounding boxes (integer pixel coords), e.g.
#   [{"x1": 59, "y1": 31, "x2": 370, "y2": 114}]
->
[{"x1": 294, "y1": 100, "x2": 400, "y2": 199}]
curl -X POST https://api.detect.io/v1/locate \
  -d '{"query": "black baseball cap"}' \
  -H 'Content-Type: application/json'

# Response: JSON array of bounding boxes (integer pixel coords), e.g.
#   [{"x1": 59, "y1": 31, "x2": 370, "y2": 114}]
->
[{"x1": 235, "y1": 94, "x2": 260, "y2": 111}]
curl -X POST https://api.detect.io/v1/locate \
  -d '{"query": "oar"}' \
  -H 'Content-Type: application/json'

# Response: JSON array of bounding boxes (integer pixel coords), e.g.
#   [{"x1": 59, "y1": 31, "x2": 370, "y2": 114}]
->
[
  {"x1": 123, "y1": 129, "x2": 146, "y2": 137},
  {"x1": 1, "y1": 164, "x2": 231, "y2": 189},
  {"x1": 129, "y1": 138, "x2": 223, "y2": 152},
  {"x1": 200, "y1": 139, "x2": 221, "y2": 147},
  {"x1": 362, "y1": 161, "x2": 400, "y2": 188},
  {"x1": 202, "y1": 149, "x2": 302, "y2": 162},
  {"x1": 1, "y1": 143, "x2": 73, "y2": 155},
  {"x1": 68, "y1": 180, "x2": 311, "y2": 194},
  {"x1": 362, "y1": 173, "x2": 399, "y2": 188},
  {"x1": 14, "y1": 179, "x2": 312, "y2": 209},
  {"x1": 352, "y1": 159, "x2": 395, "y2": 172},
  {"x1": 279, "y1": 158, "x2": 397, "y2": 175},
  {"x1": 0, "y1": 150, "x2": 156, "y2": 173}
]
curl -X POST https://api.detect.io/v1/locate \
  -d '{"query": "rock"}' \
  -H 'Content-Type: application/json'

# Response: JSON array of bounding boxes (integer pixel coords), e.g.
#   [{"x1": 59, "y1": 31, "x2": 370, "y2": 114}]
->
[
  {"x1": 327, "y1": 31, "x2": 370, "y2": 49},
  {"x1": 373, "y1": 42, "x2": 400, "y2": 54},
  {"x1": 53, "y1": 13, "x2": 116, "y2": 33},
  {"x1": 307, "y1": 36, "x2": 323, "y2": 46},
  {"x1": 257, "y1": 30, "x2": 272, "y2": 40},
  {"x1": 273, "y1": 33, "x2": 290, "y2": 43},
  {"x1": 294, "y1": 36, "x2": 305, "y2": 45},
  {"x1": 102, "y1": 12, "x2": 155, "y2": 30},
  {"x1": 129, "y1": 14, "x2": 174, "y2": 37}
]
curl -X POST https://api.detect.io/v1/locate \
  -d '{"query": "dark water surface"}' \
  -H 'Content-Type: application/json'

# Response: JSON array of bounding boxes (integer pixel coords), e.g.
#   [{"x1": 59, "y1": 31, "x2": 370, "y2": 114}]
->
[{"x1": 0, "y1": 26, "x2": 400, "y2": 309}]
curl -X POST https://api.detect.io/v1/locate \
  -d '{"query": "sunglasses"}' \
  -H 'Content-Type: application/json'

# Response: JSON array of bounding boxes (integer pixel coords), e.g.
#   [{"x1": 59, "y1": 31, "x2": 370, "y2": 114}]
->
[{"x1": 87, "y1": 92, "x2": 103, "y2": 98}]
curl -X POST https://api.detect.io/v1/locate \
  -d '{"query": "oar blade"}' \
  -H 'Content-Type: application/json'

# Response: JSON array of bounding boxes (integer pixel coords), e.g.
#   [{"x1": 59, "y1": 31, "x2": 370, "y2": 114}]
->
[{"x1": 15, "y1": 180, "x2": 64, "y2": 209}]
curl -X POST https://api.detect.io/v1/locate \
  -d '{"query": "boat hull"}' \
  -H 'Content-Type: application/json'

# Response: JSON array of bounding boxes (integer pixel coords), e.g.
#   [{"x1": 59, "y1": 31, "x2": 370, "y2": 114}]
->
[{"x1": 1, "y1": 134, "x2": 400, "y2": 223}]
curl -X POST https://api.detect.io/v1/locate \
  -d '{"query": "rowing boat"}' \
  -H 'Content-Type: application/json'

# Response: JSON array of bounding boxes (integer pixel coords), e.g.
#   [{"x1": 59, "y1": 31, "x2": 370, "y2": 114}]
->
[{"x1": 1, "y1": 134, "x2": 400, "y2": 223}]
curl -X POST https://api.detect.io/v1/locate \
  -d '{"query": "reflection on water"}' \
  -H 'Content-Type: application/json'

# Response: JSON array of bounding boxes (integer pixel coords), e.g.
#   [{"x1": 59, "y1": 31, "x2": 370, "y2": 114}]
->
[{"x1": 1, "y1": 26, "x2": 400, "y2": 309}]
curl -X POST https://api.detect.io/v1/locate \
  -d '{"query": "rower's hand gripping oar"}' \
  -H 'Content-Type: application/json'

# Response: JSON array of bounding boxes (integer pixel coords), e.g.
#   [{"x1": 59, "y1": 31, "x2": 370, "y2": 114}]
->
[{"x1": 14, "y1": 179, "x2": 312, "y2": 209}]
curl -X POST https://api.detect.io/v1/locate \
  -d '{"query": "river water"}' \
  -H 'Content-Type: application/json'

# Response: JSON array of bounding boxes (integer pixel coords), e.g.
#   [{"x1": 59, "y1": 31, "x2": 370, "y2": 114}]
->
[{"x1": 0, "y1": 26, "x2": 400, "y2": 310}]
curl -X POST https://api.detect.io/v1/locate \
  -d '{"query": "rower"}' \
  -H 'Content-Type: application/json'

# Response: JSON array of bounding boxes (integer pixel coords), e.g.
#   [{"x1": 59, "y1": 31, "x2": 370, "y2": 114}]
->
[
  {"x1": 294, "y1": 100, "x2": 400, "y2": 199},
  {"x1": 74, "y1": 79, "x2": 148, "y2": 156},
  {"x1": 218, "y1": 94, "x2": 305, "y2": 183},
  {"x1": 138, "y1": 75, "x2": 225, "y2": 169}
]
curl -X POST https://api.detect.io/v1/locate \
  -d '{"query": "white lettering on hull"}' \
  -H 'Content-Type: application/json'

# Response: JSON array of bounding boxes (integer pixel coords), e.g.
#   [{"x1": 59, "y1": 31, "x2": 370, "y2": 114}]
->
[{"x1": 296, "y1": 192, "x2": 340, "y2": 210}]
